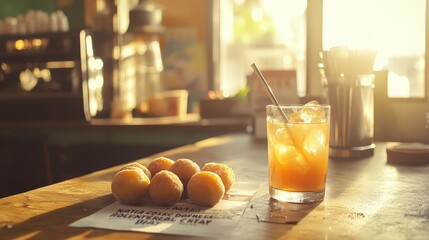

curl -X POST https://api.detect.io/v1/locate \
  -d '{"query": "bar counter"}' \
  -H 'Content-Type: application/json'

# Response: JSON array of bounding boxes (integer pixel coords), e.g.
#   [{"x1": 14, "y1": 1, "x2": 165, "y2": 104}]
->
[
  {"x1": 1, "y1": 133, "x2": 428, "y2": 239},
  {"x1": 0, "y1": 114, "x2": 252, "y2": 148},
  {"x1": 0, "y1": 115, "x2": 251, "y2": 196}
]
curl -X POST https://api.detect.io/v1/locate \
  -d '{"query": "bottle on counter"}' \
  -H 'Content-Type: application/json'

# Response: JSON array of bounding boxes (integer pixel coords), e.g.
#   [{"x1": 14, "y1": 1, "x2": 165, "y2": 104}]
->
[{"x1": 126, "y1": 0, "x2": 164, "y2": 116}]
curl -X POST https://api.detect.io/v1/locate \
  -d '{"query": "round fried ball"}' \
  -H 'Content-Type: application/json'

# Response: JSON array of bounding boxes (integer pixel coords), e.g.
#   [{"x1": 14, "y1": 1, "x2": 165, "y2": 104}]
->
[
  {"x1": 111, "y1": 168, "x2": 150, "y2": 205},
  {"x1": 169, "y1": 158, "x2": 200, "y2": 194},
  {"x1": 201, "y1": 162, "x2": 235, "y2": 193},
  {"x1": 147, "y1": 157, "x2": 175, "y2": 177},
  {"x1": 120, "y1": 162, "x2": 152, "y2": 179},
  {"x1": 149, "y1": 170, "x2": 183, "y2": 206},
  {"x1": 187, "y1": 171, "x2": 225, "y2": 207}
]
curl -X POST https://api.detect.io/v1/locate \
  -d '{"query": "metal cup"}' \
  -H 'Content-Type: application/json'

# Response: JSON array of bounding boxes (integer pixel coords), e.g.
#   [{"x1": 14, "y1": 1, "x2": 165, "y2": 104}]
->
[{"x1": 326, "y1": 74, "x2": 375, "y2": 158}]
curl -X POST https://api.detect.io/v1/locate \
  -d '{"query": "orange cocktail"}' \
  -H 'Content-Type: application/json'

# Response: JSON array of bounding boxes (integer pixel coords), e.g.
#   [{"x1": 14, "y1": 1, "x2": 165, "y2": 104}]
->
[{"x1": 266, "y1": 101, "x2": 330, "y2": 203}]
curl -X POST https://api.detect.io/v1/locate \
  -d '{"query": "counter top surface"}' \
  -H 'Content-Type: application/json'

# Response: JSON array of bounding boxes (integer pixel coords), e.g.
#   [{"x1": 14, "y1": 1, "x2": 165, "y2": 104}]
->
[
  {"x1": 0, "y1": 114, "x2": 251, "y2": 128},
  {"x1": 1, "y1": 133, "x2": 428, "y2": 239}
]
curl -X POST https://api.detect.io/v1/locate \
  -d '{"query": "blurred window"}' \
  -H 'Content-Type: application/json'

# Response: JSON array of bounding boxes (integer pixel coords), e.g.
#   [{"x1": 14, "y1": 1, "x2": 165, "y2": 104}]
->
[
  {"x1": 218, "y1": 0, "x2": 307, "y2": 97},
  {"x1": 217, "y1": 0, "x2": 426, "y2": 99},
  {"x1": 323, "y1": 0, "x2": 426, "y2": 98}
]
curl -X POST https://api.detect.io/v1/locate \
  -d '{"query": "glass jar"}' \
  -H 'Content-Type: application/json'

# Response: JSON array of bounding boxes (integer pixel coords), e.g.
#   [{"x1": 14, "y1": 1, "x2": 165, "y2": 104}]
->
[{"x1": 133, "y1": 33, "x2": 163, "y2": 113}]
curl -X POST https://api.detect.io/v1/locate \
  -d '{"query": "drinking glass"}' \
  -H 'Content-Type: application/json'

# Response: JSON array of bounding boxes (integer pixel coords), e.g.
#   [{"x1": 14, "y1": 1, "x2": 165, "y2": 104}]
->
[{"x1": 266, "y1": 101, "x2": 330, "y2": 203}]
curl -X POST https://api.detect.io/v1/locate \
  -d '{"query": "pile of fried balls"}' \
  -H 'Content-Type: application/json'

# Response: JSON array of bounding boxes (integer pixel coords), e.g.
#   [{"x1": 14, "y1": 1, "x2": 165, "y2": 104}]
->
[{"x1": 111, "y1": 157, "x2": 235, "y2": 207}]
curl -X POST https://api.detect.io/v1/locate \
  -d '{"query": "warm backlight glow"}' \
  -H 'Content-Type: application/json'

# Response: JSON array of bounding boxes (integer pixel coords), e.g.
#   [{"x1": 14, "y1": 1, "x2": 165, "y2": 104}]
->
[
  {"x1": 323, "y1": 0, "x2": 426, "y2": 98},
  {"x1": 14, "y1": 39, "x2": 25, "y2": 50},
  {"x1": 323, "y1": 0, "x2": 425, "y2": 54}
]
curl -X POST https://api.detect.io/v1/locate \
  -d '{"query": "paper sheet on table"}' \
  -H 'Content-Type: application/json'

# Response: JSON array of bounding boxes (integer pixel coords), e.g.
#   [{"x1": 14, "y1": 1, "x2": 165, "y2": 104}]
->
[{"x1": 70, "y1": 182, "x2": 259, "y2": 238}]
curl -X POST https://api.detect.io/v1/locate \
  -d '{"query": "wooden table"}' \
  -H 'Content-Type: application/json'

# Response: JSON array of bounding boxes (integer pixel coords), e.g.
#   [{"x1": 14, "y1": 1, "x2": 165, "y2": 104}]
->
[{"x1": 1, "y1": 133, "x2": 428, "y2": 239}]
